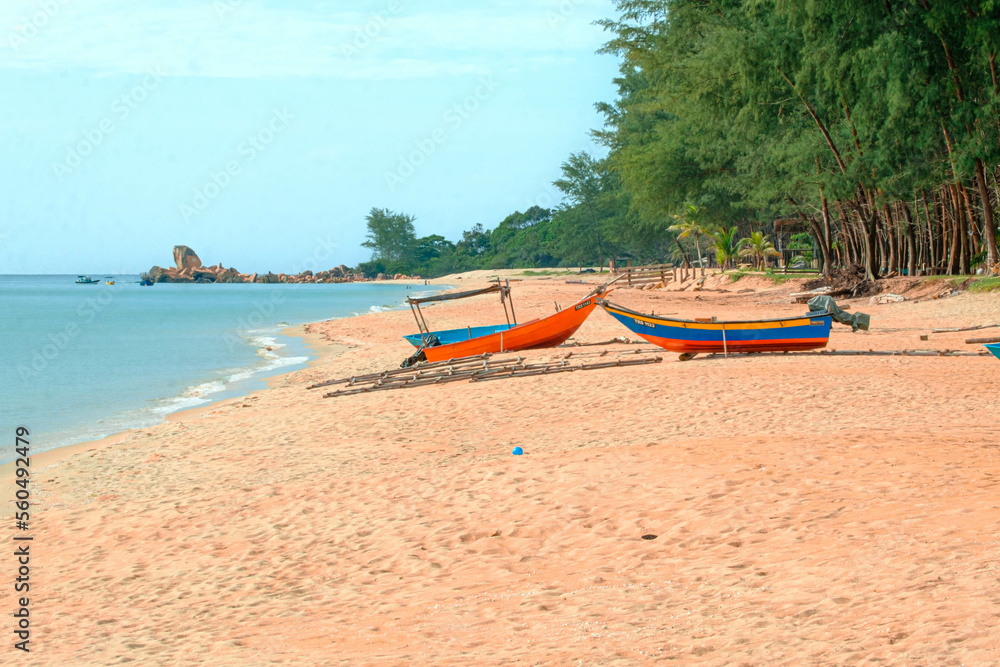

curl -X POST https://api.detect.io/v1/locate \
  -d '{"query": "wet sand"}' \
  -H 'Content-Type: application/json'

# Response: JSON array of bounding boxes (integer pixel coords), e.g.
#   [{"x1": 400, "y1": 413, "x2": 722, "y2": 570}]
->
[{"x1": 4, "y1": 272, "x2": 1000, "y2": 665}]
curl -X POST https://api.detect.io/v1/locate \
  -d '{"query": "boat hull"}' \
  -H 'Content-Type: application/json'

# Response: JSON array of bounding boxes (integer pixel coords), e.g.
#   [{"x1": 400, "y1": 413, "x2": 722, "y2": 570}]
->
[
  {"x1": 987, "y1": 343, "x2": 1000, "y2": 361},
  {"x1": 420, "y1": 295, "x2": 601, "y2": 363},
  {"x1": 601, "y1": 301, "x2": 832, "y2": 354},
  {"x1": 404, "y1": 323, "x2": 514, "y2": 347}
]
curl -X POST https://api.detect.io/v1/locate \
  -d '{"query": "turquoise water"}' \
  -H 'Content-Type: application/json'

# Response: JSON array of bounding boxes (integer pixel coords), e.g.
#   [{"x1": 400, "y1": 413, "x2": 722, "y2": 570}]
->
[{"x1": 0, "y1": 275, "x2": 432, "y2": 461}]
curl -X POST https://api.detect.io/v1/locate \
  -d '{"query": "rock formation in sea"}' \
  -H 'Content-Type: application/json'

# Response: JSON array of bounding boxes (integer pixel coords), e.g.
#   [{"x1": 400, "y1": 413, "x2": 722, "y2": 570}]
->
[
  {"x1": 146, "y1": 247, "x2": 415, "y2": 284},
  {"x1": 173, "y1": 245, "x2": 202, "y2": 271}
]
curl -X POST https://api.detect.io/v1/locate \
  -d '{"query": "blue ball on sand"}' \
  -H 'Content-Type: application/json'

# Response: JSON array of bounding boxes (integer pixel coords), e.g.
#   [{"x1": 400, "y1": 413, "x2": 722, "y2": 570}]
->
[{"x1": 512, "y1": 447, "x2": 524, "y2": 456}]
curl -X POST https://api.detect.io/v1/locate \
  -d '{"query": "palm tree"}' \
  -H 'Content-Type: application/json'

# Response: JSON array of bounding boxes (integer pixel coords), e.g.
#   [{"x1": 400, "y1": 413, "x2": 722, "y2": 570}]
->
[
  {"x1": 669, "y1": 204, "x2": 708, "y2": 269},
  {"x1": 738, "y1": 231, "x2": 781, "y2": 270},
  {"x1": 707, "y1": 226, "x2": 739, "y2": 269}
]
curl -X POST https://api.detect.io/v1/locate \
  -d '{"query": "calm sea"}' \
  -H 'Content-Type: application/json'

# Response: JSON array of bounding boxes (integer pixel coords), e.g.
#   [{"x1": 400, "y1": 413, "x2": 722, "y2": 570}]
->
[{"x1": 0, "y1": 275, "x2": 433, "y2": 461}]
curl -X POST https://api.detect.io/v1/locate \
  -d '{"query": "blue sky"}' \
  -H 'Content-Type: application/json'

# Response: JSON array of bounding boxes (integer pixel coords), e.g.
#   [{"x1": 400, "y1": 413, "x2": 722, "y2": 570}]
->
[{"x1": 0, "y1": 0, "x2": 620, "y2": 274}]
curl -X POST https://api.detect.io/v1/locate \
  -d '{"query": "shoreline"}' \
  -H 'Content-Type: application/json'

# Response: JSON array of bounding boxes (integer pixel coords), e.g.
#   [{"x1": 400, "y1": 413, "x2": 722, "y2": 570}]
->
[{"x1": 9, "y1": 283, "x2": 451, "y2": 475}]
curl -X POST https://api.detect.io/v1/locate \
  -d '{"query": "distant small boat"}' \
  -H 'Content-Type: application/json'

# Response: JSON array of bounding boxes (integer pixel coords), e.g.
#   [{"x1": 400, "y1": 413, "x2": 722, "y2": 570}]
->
[
  {"x1": 986, "y1": 343, "x2": 1000, "y2": 361},
  {"x1": 104, "y1": 276, "x2": 115, "y2": 285},
  {"x1": 599, "y1": 299, "x2": 833, "y2": 358},
  {"x1": 75, "y1": 275, "x2": 99, "y2": 284}
]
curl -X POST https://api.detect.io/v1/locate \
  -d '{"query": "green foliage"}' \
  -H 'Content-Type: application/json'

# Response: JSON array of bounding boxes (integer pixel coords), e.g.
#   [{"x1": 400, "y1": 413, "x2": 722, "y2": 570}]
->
[
  {"x1": 706, "y1": 226, "x2": 740, "y2": 268},
  {"x1": 738, "y1": 231, "x2": 781, "y2": 270},
  {"x1": 595, "y1": 0, "x2": 1000, "y2": 277},
  {"x1": 354, "y1": 151, "x2": 654, "y2": 277},
  {"x1": 668, "y1": 204, "x2": 710, "y2": 268},
  {"x1": 762, "y1": 269, "x2": 796, "y2": 285},
  {"x1": 969, "y1": 277, "x2": 1000, "y2": 293},
  {"x1": 361, "y1": 208, "x2": 417, "y2": 267}
]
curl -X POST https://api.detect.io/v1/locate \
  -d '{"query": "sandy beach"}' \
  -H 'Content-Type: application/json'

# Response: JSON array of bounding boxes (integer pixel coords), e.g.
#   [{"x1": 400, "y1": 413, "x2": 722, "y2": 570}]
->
[{"x1": 5, "y1": 272, "x2": 1000, "y2": 665}]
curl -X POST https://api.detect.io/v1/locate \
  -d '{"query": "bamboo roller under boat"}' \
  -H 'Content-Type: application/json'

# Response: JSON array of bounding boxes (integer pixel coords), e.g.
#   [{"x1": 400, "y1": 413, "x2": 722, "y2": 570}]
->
[{"x1": 319, "y1": 354, "x2": 662, "y2": 398}]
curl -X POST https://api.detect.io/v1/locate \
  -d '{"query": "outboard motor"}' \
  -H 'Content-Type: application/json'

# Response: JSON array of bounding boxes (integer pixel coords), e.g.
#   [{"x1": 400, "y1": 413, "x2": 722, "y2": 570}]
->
[
  {"x1": 400, "y1": 334, "x2": 441, "y2": 368},
  {"x1": 807, "y1": 295, "x2": 871, "y2": 332}
]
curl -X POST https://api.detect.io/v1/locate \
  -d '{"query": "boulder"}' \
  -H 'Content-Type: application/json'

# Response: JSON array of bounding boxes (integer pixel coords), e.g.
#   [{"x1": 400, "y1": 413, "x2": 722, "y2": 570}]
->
[
  {"x1": 173, "y1": 245, "x2": 202, "y2": 271},
  {"x1": 376, "y1": 273, "x2": 386, "y2": 280},
  {"x1": 248, "y1": 273, "x2": 258, "y2": 284},
  {"x1": 158, "y1": 268, "x2": 194, "y2": 283},
  {"x1": 217, "y1": 269, "x2": 243, "y2": 283},
  {"x1": 192, "y1": 268, "x2": 219, "y2": 283}
]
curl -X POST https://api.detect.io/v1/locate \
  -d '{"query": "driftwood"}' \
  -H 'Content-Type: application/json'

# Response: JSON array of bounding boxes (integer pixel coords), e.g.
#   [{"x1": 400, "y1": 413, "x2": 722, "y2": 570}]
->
[
  {"x1": 930, "y1": 323, "x2": 999, "y2": 334},
  {"x1": 321, "y1": 355, "x2": 662, "y2": 398},
  {"x1": 966, "y1": 336, "x2": 1000, "y2": 345},
  {"x1": 693, "y1": 348, "x2": 991, "y2": 360},
  {"x1": 560, "y1": 348, "x2": 661, "y2": 360},
  {"x1": 307, "y1": 353, "x2": 496, "y2": 389},
  {"x1": 558, "y1": 336, "x2": 648, "y2": 348}
]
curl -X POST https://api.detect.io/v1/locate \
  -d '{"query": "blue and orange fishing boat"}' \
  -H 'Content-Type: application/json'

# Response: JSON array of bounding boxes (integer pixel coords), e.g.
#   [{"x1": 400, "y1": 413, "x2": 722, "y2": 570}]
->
[
  {"x1": 404, "y1": 279, "x2": 611, "y2": 364},
  {"x1": 598, "y1": 299, "x2": 834, "y2": 358},
  {"x1": 986, "y1": 343, "x2": 1000, "y2": 361}
]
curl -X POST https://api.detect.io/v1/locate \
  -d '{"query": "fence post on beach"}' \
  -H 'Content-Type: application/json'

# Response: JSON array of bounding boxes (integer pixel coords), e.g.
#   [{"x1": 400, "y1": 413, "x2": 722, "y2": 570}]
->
[{"x1": 673, "y1": 267, "x2": 677, "y2": 282}]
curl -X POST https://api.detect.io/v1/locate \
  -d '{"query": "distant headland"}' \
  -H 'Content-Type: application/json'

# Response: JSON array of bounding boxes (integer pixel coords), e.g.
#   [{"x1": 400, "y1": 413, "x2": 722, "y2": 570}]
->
[{"x1": 145, "y1": 246, "x2": 418, "y2": 284}]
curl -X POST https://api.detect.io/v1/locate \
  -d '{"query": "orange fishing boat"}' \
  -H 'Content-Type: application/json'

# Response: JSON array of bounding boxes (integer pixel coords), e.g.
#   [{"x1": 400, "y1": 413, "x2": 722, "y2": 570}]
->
[{"x1": 404, "y1": 279, "x2": 614, "y2": 364}]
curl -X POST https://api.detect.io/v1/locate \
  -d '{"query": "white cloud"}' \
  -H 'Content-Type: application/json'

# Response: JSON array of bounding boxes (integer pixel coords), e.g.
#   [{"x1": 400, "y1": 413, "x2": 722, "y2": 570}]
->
[{"x1": 0, "y1": 0, "x2": 614, "y2": 79}]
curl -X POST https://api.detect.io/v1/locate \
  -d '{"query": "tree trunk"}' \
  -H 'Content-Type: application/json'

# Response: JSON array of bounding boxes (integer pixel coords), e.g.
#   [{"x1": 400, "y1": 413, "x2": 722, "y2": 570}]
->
[
  {"x1": 884, "y1": 204, "x2": 898, "y2": 274},
  {"x1": 835, "y1": 201, "x2": 855, "y2": 267},
  {"x1": 935, "y1": 189, "x2": 948, "y2": 271},
  {"x1": 975, "y1": 157, "x2": 999, "y2": 268},
  {"x1": 820, "y1": 192, "x2": 833, "y2": 275},
  {"x1": 946, "y1": 185, "x2": 960, "y2": 274},
  {"x1": 921, "y1": 190, "x2": 934, "y2": 270},
  {"x1": 955, "y1": 184, "x2": 971, "y2": 274},
  {"x1": 901, "y1": 201, "x2": 917, "y2": 277},
  {"x1": 848, "y1": 197, "x2": 879, "y2": 281}
]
